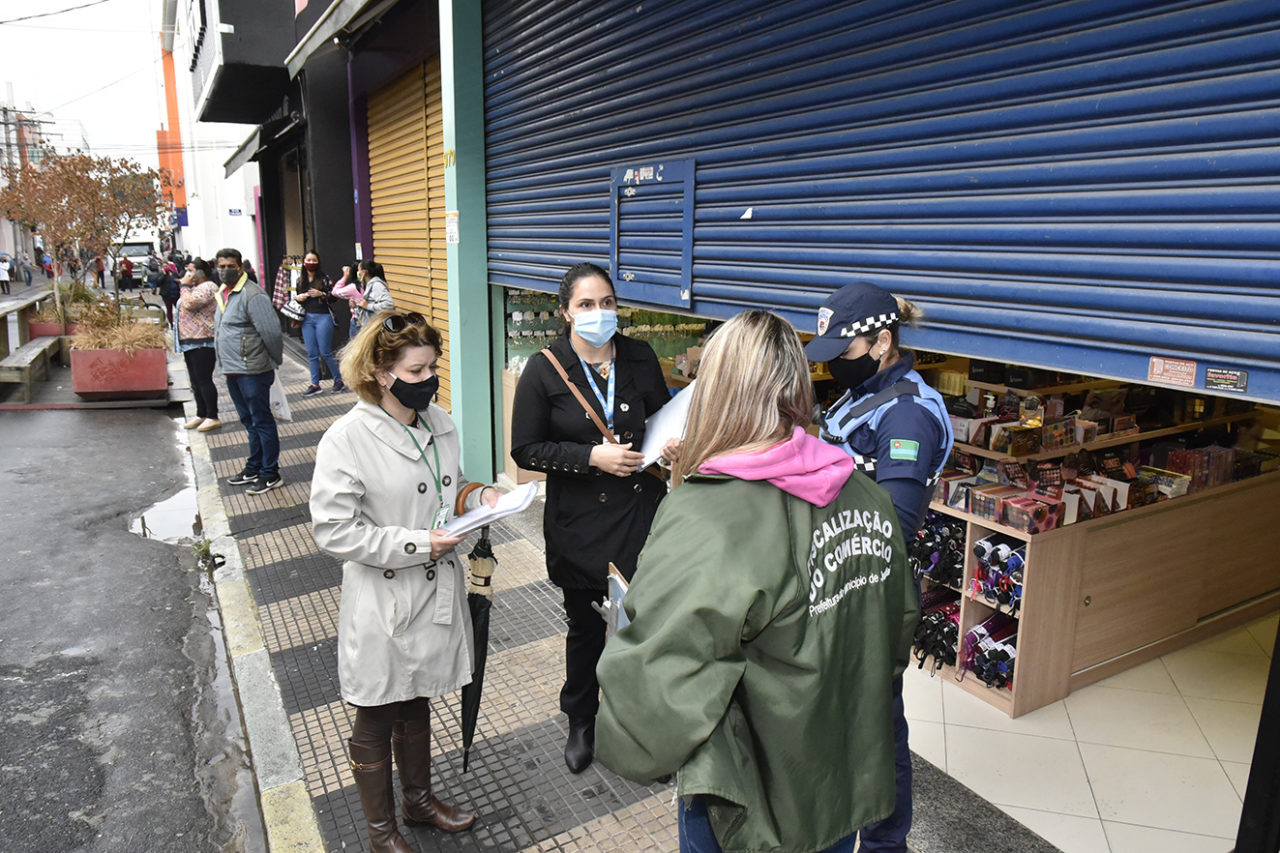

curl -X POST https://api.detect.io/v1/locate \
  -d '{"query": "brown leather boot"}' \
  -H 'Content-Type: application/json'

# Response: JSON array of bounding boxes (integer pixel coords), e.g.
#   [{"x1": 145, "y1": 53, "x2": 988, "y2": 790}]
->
[
  {"x1": 392, "y1": 720, "x2": 476, "y2": 833},
  {"x1": 348, "y1": 741, "x2": 415, "y2": 853}
]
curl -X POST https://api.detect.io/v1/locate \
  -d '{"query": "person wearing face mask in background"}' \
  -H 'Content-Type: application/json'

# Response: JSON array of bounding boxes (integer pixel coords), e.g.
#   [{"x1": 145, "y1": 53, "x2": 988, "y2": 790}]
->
[
  {"x1": 349, "y1": 259, "x2": 396, "y2": 330},
  {"x1": 310, "y1": 310, "x2": 502, "y2": 852},
  {"x1": 510, "y1": 261, "x2": 676, "y2": 775},
  {"x1": 332, "y1": 261, "x2": 366, "y2": 338},
  {"x1": 805, "y1": 280, "x2": 953, "y2": 853},
  {"x1": 293, "y1": 250, "x2": 345, "y2": 396},
  {"x1": 214, "y1": 247, "x2": 286, "y2": 495},
  {"x1": 177, "y1": 257, "x2": 222, "y2": 432}
]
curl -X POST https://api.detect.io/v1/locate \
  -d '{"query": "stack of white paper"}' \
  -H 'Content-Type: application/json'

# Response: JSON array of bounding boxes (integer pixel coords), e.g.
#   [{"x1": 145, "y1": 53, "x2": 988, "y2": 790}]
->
[
  {"x1": 639, "y1": 380, "x2": 696, "y2": 468},
  {"x1": 442, "y1": 481, "x2": 539, "y2": 536}
]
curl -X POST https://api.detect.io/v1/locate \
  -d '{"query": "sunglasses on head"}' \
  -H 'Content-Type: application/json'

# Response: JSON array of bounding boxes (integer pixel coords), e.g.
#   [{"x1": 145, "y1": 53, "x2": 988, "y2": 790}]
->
[{"x1": 381, "y1": 312, "x2": 427, "y2": 333}]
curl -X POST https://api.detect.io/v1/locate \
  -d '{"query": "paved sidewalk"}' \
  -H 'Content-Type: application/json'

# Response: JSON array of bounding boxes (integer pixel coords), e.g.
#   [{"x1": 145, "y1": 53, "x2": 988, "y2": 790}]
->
[{"x1": 197, "y1": 355, "x2": 677, "y2": 852}]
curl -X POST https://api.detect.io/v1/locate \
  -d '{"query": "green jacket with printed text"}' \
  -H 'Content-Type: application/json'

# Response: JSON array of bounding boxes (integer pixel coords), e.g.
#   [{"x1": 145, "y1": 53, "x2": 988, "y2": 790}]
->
[{"x1": 596, "y1": 471, "x2": 918, "y2": 853}]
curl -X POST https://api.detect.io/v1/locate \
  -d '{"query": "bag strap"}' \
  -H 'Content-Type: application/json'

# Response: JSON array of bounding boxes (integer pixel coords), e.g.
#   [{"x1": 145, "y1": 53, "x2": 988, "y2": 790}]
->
[
  {"x1": 833, "y1": 380, "x2": 921, "y2": 431},
  {"x1": 541, "y1": 348, "x2": 618, "y2": 444}
]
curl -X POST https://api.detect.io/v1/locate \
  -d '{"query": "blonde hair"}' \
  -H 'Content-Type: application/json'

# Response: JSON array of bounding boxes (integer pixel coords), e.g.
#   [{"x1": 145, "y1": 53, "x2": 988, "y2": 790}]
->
[
  {"x1": 339, "y1": 311, "x2": 444, "y2": 404},
  {"x1": 672, "y1": 310, "x2": 814, "y2": 484}
]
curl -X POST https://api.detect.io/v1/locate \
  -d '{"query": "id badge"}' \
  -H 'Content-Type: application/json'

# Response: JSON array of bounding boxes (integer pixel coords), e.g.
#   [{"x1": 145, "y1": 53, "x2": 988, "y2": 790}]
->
[{"x1": 433, "y1": 505, "x2": 450, "y2": 529}]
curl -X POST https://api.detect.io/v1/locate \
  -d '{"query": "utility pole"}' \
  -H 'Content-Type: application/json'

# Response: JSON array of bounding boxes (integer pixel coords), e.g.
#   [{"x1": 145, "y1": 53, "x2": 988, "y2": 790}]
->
[{"x1": 3, "y1": 82, "x2": 25, "y2": 261}]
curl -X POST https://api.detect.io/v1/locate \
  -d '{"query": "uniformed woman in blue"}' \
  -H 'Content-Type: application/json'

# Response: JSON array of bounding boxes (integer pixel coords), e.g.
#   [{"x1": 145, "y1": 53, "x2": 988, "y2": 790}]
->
[{"x1": 805, "y1": 280, "x2": 953, "y2": 853}]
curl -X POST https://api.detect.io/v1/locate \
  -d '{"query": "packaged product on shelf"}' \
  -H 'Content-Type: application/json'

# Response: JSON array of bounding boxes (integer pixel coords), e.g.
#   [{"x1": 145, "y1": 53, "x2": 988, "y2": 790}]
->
[
  {"x1": 1137, "y1": 466, "x2": 1193, "y2": 499},
  {"x1": 1040, "y1": 417, "x2": 1076, "y2": 450},
  {"x1": 1074, "y1": 418, "x2": 1100, "y2": 444},
  {"x1": 1003, "y1": 495, "x2": 1063, "y2": 534}
]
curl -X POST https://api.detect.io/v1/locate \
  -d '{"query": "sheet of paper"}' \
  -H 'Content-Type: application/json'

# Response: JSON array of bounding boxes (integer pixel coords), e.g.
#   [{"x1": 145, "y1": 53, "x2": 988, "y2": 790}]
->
[
  {"x1": 640, "y1": 380, "x2": 696, "y2": 468},
  {"x1": 442, "y1": 481, "x2": 539, "y2": 536}
]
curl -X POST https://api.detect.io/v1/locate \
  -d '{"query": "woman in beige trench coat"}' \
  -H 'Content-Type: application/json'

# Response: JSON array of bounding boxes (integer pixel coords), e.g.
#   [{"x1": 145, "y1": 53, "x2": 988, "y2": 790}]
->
[{"x1": 310, "y1": 311, "x2": 499, "y2": 853}]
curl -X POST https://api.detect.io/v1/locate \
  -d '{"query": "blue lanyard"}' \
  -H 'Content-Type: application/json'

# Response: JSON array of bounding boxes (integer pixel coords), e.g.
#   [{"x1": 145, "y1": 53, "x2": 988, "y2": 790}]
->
[{"x1": 577, "y1": 355, "x2": 616, "y2": 431}]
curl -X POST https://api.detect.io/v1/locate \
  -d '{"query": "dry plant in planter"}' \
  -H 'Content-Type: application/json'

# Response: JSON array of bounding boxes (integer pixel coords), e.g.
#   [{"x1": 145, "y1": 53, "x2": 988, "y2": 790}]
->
[{"x1": 71, "y1": 303, "x2": 167, "y2": 353}]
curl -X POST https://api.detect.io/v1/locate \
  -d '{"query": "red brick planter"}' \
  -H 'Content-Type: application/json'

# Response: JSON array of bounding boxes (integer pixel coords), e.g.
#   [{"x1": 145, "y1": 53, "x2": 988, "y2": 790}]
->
[
  {"x1": 71, "y1": 348, "x2": 168, "y2": 401},
  {"x1": 28, "y1": 321, "x2": 81, "y2": 337}
]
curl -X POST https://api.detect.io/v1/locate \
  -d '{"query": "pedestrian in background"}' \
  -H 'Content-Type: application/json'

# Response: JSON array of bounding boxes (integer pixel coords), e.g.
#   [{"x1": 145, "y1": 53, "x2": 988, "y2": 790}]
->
[
  {"x1": 117, "y1": 255, "x2": 133, "y2": 290},
  {"x1": 510, "y1": 262, "x2": 673, "y2": 774},
  {"x1": 805, "y1": 281, "x2": 954, "y2": 853},
  {"x1": 310, "y1": 311, "x2": 501, "y2": 851},
  {"x1": 350, "y1": 259, "x2": 394, "y2": 328},
  {"x1": 294, "y1": 250, "x2": 344, "y2": 396},
  {"x1": 22, "y1": 252, "x2": 33, "y2": 286},
  {"x1": 0, "y1": 254, "x2": 11, "y2": 295},
  {"x1": 177, "y1": 257, "x2": 221, "y2": 433},
  {"x1": 160, "y1": 261, "x2": 182, "y2": 326},
  {"x1": 214, "y1": 247, "x2": 284, "y2": 495},
  {"x1": 242, "y1": 259, "x2": 259, "y2": 284},
  {"x1": 596, "y1": 309, "x2": 918, "y2": 853},
  {"x1": 332, "y1": 262, "x2": 364, "y2": 338}
]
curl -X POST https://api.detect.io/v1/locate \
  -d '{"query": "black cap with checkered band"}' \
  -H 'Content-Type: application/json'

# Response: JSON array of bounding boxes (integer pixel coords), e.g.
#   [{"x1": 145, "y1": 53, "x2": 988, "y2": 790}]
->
[{"x1": 804, "y1": 281, "x2": 900, "y2": 363}]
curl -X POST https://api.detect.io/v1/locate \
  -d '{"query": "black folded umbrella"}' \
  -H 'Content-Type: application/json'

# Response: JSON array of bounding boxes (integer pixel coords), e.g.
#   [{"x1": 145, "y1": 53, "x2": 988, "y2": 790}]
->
[{"x1": 460, "y1": 526, "x2": 496, "y2": 772}]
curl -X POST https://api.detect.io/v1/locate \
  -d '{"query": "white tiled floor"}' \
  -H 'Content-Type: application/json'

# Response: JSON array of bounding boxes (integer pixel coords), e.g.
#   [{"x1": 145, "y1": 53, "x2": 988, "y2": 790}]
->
[{"x1": 905, "y1": 611, "x2": 1277, "y2": 852}]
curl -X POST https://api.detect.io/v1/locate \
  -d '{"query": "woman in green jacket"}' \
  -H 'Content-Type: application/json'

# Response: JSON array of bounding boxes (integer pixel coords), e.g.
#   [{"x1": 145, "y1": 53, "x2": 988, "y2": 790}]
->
[{"x1": 595, "y1": 310, "x2": 919, "y2": 853}]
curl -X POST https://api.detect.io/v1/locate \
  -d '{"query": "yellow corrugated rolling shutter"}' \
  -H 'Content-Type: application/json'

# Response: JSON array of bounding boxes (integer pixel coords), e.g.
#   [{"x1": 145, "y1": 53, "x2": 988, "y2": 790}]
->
[{"x1": 367, "y1": 59, "x2": 451, "y2": 409}]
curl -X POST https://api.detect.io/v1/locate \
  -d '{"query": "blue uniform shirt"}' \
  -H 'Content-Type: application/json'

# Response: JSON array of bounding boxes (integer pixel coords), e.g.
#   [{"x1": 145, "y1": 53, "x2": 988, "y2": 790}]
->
[{"x1": 820, "y1": 353, "x2": 954, "y2": 531}]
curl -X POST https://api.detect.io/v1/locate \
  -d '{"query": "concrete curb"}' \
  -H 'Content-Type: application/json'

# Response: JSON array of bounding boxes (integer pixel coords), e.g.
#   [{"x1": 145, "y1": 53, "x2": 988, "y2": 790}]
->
[{"x1": 186, "y1": 400, "x2": 325, "y2": 853}]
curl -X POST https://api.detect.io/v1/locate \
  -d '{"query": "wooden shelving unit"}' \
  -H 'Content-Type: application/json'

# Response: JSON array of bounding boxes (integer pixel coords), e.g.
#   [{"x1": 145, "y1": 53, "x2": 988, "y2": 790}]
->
[
  {"x1": 966, "y1": 378, "x2": 1126, "y2": 397},
  {"x1": 952, "y1": 411, "x2": 1258, "y2": 463},
  {"x1": 920, "y1": 470, "x2": 1280, "y2": 717}
]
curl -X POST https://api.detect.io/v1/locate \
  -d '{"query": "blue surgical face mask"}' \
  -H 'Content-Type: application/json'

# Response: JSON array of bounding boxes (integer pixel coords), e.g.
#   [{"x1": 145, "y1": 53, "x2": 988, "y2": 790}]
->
[{"x1": 570, "y1": 308, "x2": 618, "y2": 348}]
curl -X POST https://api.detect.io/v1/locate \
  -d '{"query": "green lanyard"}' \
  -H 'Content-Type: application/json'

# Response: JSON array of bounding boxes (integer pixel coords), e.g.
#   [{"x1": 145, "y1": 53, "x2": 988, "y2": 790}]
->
[{"x1": 384, "y1": 406, "x2": 443, "y2": 506}]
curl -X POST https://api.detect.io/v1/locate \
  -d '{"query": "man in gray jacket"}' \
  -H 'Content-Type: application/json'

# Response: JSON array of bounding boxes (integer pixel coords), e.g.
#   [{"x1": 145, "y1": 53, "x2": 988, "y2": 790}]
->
[{"x1": 214, "y1": 248, "x2": 285, "y2": 494}]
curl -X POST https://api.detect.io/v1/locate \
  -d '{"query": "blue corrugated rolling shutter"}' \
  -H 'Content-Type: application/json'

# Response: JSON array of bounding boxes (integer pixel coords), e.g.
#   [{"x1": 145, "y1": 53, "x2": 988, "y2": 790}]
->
[{"x1": 483, "y1": 0, "x2": 1280, "y2": 403}]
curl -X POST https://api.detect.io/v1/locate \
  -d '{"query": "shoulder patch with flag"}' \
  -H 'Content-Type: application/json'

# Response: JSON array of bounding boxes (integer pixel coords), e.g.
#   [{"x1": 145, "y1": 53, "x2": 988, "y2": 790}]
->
[{"x1": 888, "y1": 439, "x2": 920, "y2": 461}]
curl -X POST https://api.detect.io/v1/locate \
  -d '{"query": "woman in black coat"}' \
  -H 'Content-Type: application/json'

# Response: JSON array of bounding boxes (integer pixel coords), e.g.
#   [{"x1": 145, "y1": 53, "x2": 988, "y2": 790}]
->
[{"x1": 511, "y1": 262, "x2": 672, "y2": 774}]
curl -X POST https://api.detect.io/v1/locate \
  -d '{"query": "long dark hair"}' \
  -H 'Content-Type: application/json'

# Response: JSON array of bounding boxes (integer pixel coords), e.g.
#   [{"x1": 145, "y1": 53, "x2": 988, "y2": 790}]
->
[{"x1": 359, "y1": 259, "x2": 385, "y2": 281}]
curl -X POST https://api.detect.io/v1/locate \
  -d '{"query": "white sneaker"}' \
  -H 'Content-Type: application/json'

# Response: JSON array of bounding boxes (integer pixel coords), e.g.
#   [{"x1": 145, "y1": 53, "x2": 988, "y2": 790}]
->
[
  {"x1": 196, "y1": 418, "x2": 222, "y2": 432},
  {"x1": 183, "y1": 417, "x2": 205, "y2": 430}
]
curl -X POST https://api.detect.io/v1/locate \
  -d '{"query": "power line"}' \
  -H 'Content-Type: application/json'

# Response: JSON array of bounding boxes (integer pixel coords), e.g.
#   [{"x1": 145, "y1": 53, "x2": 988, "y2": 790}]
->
[
  {"x1": 0, "y1": 0, "x2": 115, "y2": 25},
  {"x1": 45, "y1": 54, "x2": 166, "y2": 112}
]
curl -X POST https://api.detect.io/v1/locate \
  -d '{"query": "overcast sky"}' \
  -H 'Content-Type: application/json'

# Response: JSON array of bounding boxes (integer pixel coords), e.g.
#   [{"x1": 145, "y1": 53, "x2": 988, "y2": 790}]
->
[{"x1": 0, "y1": 0, "x2": 243, "y2": 167}]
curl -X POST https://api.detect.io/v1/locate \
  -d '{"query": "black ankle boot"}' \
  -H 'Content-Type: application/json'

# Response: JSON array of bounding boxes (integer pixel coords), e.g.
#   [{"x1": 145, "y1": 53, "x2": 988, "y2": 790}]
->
[{"x1": 564, "y1": 716, "x2": 595, "y2": 774}]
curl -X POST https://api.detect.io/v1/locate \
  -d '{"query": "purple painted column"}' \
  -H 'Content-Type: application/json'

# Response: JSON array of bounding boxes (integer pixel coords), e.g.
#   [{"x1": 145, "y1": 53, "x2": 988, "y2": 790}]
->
[{"x1": 348, "y1": 53, "x2": 374, "y2": 259}]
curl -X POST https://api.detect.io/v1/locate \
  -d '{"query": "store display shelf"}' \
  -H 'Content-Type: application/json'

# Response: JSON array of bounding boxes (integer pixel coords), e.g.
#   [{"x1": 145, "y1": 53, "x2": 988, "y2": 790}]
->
[
  {"x1": 928, "y1": 502, "x2": 1040, "y2": 542},
  {"x1": 914, "y1": 357, "x2": 968, "y2": 374},
  {"x1": 967, "y1": 593, "x2": 1021, "y2": 620},
  {"x1": 952, "y1": 410, "x2": 1259, "y2": 463},
  {"x1": 921, "y1": 578, "x2": 965, "y2": 598},
  {"x1": 928, "y1": 660, "x2": 1016, "y2": 711},
  {"x1": 966, "y1": 378, "x2": 1126, "y2": 397}
]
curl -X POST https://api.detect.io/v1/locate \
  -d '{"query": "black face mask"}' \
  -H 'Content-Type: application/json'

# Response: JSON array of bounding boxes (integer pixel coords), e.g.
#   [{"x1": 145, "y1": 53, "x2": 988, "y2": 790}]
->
[
  {"x1": 217, "y1": 268, "x2": 240, "y2": 286},
  {"x1": 828, "y1": 351, "x2": 881, "y2": 393},
  {"x1": 388, "y1": 373, "x2": 439, "y2": 411}
]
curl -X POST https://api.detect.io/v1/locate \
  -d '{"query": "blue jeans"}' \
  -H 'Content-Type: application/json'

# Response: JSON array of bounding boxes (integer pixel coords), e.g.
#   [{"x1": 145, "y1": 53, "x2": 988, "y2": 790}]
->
[
  {"x1": 678, "y1": 795, "x2": 858, "y2": 853},
  {"x1": 858, "y1": 675, "x2": 911, "y2": 852},
  {"x1": 301, "y1": 312, "x2": 339, "y2": 385},
  {"x1": 225, "y1": 371, "x2": 279, "y2": 479}
]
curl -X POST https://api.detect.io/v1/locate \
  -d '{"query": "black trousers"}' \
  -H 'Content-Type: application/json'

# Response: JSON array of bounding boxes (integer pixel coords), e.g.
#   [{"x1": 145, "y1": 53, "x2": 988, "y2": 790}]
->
[
  {"x1": 183, "y1": 347, "x2": 219, "y2": 420},
  {"x1": 560, "y1": 587, "x2": 607, "y2": 719}
]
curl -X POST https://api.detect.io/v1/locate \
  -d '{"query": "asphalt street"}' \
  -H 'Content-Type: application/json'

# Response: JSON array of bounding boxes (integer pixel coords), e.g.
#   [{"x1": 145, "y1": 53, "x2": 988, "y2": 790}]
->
[{"x1": 0, "y1": 408, "x2": 257, "y2": 852}]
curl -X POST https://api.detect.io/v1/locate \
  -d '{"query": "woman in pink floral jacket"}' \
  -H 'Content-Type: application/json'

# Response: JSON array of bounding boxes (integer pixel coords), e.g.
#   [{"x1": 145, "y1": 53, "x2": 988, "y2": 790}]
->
[{"x1": 177, "y1": 257, "x2": 221, "y2": 432}]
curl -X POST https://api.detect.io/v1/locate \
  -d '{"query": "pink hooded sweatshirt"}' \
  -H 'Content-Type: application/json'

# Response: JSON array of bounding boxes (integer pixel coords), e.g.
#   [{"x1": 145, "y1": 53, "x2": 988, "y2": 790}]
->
[{"x1": 698, "y1": 426, "x2": 854, "y2": 507}]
